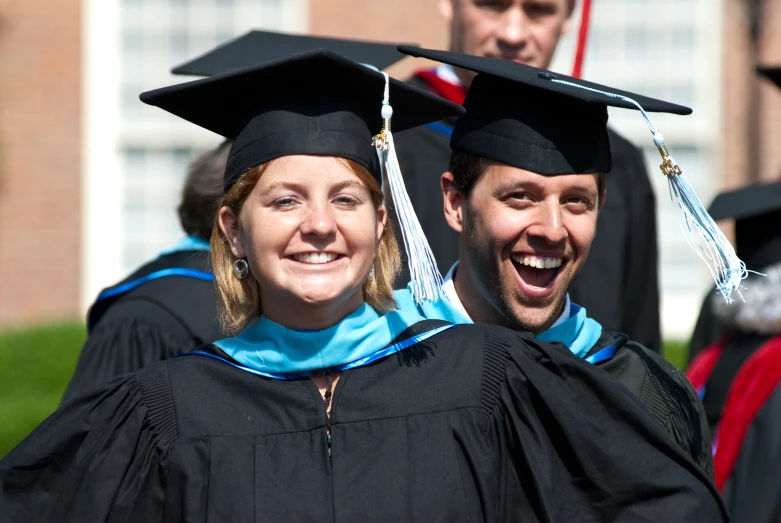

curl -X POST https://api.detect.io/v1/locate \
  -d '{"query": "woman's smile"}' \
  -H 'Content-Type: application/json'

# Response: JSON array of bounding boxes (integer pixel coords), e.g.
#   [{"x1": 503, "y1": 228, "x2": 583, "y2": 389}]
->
[{"x1": 289, "y1": 251, "x2": 343, "y2": 265}]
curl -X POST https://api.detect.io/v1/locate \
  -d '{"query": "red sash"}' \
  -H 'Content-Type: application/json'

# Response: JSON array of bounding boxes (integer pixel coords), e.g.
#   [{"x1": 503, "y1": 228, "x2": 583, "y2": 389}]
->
[
  {"x1": 413, "y1": 69, "x2": 467, "y2": 105},
  {"x1": 687, "y1": 335, "x2": 781, "y2": 490}
]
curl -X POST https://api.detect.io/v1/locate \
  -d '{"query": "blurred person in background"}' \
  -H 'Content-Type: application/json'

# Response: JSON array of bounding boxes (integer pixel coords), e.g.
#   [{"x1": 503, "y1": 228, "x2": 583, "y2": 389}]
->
[
  {"x1": 0, "y1": 50, "x2": 729, "y2": 523},
  {"x1": 686, "y1": 181, "x2": 781, "y2": 523},
  {"x1": 60, "y1": 141, "x2": 229, "y2": 403},
  {"x1": 395, "y1": 0, "x2": 662, "y2": 351},
  {"x1": 688, "y1": 66, "x2": 781, "y2": 361},
  {"x1": 394, "y1": 46, "x2": 714, "y2": 477}
]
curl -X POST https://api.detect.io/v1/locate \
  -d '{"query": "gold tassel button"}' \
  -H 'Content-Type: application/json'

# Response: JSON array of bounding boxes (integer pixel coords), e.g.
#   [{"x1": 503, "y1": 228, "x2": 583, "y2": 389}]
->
[{"x1": 657, "y1": 145, "x2": 682, "y2": 176}]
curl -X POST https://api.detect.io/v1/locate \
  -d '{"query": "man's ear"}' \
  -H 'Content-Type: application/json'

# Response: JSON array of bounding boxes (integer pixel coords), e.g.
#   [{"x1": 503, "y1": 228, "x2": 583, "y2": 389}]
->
[
  {"x1": 598, "y1": 187, "x2": 607, "y2": 211},
  {"x1": 217, "y1": 206, "x2": 247, "y2": 258},
  {"x1": 442, "y1": 172, "x2": 465, "y2": 234},
  {"x1": 438, "y1": 0, "x2": 454, "y2": 22}
]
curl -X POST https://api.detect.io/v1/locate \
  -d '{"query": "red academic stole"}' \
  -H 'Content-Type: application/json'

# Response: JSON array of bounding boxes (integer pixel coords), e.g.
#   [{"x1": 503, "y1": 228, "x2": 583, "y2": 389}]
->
[
  {"x1": 413, "y1": 69, "x2": 467, "y2": 105},
  {"x1": 687, "y1": 334, "x2": 781, "y2": 491}
]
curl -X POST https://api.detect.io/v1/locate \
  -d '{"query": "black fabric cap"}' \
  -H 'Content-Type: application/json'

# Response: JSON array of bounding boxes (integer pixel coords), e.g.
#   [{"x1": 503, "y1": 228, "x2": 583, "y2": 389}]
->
[
  {"x1": 708, "y1": 181, "x2": 781, "y2": 270},
  {"x1": 758, "y1": 66, "x2": 781, "y2": 90},
  {"x1": 141, "y1": 49, "x2": 464, "y2": 191},
  {"x1": 398, "y1": 46, "x2": 692, "y2": 175},
  {"x1": 172, "y1": 30, "x2": 411, "y2": 77}
]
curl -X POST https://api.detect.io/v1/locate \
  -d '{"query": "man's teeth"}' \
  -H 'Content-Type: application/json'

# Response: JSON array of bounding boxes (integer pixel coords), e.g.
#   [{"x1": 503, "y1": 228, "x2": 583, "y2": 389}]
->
[
  {"x1": 294, "y1": 252, "x2": 338, "y2": 264},
  {"x1": 511, "y1": 255, "x2": 563, "y2": 269}
]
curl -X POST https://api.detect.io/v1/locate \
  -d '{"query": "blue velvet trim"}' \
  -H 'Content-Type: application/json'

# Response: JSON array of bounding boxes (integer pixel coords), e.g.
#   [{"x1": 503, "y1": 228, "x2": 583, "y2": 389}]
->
[
  {"x1": 94, "y1": 268, "x2": 215, "y2": 304},
  {"x1": 585, "y1": 344, "x2": 619, "y2": 365},
  {"x1": 180, "y1": 324, "x2": 454, "y2": 380},
  {"x1": 425, "y1": 122, "x2": 454, "y2": 138}
]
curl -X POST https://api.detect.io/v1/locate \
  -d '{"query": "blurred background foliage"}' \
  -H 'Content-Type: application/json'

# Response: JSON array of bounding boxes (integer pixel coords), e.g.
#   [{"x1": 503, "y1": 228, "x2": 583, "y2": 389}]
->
[{"x1": 0, "y1": 322, "x2": 691, "y2": 458}]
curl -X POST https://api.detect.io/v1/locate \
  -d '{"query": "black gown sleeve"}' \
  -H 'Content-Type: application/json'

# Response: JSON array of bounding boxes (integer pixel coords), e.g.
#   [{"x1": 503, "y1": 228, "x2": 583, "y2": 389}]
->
[
  {"x1": 722, "y1": 382, "x2": 781, "y2": 523},
  {"x1": 61, "y1": 301, "x2": 195, "y2": 404},
  {"x1": 596, "y1": 340, "x2": 715, "y2": 478},
  {"x1": 0, "y1": 364, "x2": 176, "y2": 522},
  {"x1": 483, "y1": 327, "x2": 728, "y2": 522}
]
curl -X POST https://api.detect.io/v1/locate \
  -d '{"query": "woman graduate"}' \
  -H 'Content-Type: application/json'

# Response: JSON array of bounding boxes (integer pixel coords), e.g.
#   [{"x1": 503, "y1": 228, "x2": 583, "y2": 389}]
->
[{"x1": 0, "y1": 50, "x2": 726, "y2": 522}]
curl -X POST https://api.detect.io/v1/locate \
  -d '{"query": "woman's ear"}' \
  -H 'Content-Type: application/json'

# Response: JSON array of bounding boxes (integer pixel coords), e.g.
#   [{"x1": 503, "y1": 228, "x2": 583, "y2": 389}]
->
[
  {"x1": 376, "y1": 205, "x2": 388, "y2": 246},
  {"x1": 217, "y1": 206, "x2": 247, "y2": 258}
]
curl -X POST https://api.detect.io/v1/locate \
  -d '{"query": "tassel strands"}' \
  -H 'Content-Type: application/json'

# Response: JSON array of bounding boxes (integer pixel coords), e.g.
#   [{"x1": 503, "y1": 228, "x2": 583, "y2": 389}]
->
[
  {"x1": 372, "y1": 72, "x2": 444, "y2": 302},
  {"x1": 548, "y1": 77, "x2": 749, "y2": 303}
]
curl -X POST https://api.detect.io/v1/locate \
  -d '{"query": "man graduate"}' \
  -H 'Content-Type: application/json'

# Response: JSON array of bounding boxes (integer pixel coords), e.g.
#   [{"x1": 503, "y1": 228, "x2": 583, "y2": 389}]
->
[
  {"x1": 394, "y1": 46, "x2": 714, "y2": 476},
  {"x1": 395, "y1": 0, "x2": 662, "y2": 351}
]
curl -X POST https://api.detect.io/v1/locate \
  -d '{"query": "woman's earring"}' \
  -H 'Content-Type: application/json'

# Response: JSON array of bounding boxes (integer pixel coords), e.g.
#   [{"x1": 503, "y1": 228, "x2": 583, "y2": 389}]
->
[
  {"x1": 368, "y1": 266, "x2": 376, "y2": 282},
  {"x1": 233, "y1": 259, "x2": 249, "y2": 280}
]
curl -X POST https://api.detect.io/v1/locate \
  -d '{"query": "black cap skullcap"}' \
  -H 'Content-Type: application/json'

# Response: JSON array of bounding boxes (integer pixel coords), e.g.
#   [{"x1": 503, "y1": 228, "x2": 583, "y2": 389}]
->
[
  {"x1": 708, "y1": 182, "x2": 781, "y2": 271},
  {"x1": 398, "y1": 46, "x2": 692, "y2": 175},
  {"x1": 172, "y1": 30, "x2": 411, "y2": 77},
  {"x1": 141, "y1": 48, "x2": 464, "y2": 192}
]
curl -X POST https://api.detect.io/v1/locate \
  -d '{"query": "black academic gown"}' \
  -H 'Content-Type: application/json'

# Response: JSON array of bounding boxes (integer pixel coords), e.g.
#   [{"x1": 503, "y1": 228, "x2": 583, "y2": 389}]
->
[
  {"x1": 394, "y1": 77, "x2": 662, "y2": 351},
  {"x1": 721, "y1": 373, "x2": 781, "y2": 523},
  {"x1": 687, "y1": 332, "x2": 781, "y2": 523},
  {"x1": 0, "y1": 322, "x2": 726, "y2": 522},
  {"x1": 586, "y1": 330, "x2": 715, "y2": 478},
  {"x1": 61, "y1": 249, "x2": 222, "y2": 404}
]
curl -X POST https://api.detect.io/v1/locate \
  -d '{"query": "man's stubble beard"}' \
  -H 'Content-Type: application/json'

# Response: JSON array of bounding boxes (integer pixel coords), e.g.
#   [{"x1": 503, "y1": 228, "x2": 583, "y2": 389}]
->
[{"x1": 462, "y1": 212, "x2": 569, "y2": 334}]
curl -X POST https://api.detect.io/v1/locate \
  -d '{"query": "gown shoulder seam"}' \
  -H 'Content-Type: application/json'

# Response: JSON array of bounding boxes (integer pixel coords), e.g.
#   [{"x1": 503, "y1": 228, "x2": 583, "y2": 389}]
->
[
  {"x1": 132, "y1": 362, "x2": 179, "y2": 450},
  {"x1": 480, "y1": 325, "x2": 513, "y2": 426}
]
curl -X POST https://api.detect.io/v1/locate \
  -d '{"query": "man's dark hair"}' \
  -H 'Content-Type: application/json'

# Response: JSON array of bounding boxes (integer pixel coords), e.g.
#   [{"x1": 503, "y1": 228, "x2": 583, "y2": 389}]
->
[
  {"x1": 448, "y1": 149, "x2": 606, "y2": 202},
  {"x1": 178, "y1": 140, "x2": 231, "y2": 240},
  {"x1": 448, "y1": 150, "x2": 491, "y2": 198}
]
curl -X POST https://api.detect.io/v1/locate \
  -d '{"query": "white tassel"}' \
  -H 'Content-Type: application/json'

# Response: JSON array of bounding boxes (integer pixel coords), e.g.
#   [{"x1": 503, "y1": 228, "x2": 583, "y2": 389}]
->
[
  {"x1": 550, "y1": 77, "x2": 749, "y2": 303},
  {"x1": 373, "y1": 73, "x2": 443, "y2": 302}
]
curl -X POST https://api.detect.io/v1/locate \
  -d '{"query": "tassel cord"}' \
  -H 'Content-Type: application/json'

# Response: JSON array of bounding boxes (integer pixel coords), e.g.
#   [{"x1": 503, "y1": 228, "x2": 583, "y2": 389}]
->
[
  {"x1": 547, "y1": 78, "x2": 749, "y2": 302},
  {"x1": 375, "y1": 72, "x2": 444, "y2": 302}
]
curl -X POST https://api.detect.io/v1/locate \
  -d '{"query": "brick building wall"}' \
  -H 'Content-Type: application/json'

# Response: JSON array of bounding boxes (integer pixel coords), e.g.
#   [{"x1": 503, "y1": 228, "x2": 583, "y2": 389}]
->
[
  {"x1": 722, "y1": 0, "x2": 781, "y2": 189},
  {"x1": 757, "y1": 0, "x2": 781, "y2": 182},
  {"x1": 0, "y1": 0, "x2": 81, "y2": 327}
]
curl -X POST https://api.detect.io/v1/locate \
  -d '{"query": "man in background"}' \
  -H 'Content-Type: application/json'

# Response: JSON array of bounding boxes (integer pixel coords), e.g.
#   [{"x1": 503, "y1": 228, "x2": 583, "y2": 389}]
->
[
  {"x1": 61, "y1": 141, "x2": 229, "y2": 403},
  {"x1": 395, "y1": 0, "x2": 662, "y2": 351}
]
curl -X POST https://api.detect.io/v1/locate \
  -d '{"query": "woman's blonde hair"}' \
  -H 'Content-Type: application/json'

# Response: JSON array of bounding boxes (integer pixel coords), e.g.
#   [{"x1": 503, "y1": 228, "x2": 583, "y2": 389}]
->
[{"x1": 211, "y1": 158, "x2": 401, "y2": 335}]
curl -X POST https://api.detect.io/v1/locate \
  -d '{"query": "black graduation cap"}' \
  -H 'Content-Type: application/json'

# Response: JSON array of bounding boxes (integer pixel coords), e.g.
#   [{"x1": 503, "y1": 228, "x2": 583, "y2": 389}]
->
[
  {"x1": 172, "y1": 30, "x2": 410, "y2": 77},
  {"x1": 757, "y1": 66, "x2": 781, "y2": 90},
  {"x1": 708, "y1": 182, "x2": 781, "y2": 271},
  {"x1": 141, "y1": 49, "x2": 464, "y2": 192},
  {"x1": 398, "y1": 45, "x2": 692, "y2": 175}
]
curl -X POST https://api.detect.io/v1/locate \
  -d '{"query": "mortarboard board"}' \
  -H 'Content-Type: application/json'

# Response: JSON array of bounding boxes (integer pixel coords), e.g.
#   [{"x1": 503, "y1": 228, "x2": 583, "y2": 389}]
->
[
  {"x1": 709, "y1": 182, "x2": 781, "y2": 271},
  {"x1": 398, "y1": 45, "x2": 691, "y2": 175},
  {"x1": 397, "y1": 46, "x2": 748, "y2": 303},
  {"x1": 142, "y1": 48, "x2": 463, "y2": 192},
  {"x1": 757, "y1": 66, "x2": 781, "y2": 90},
  {"x1": 172, "y1": 30, "x2": 410, "y2": 77},
  {"x1": 143, "y1": 48, "x2": 463, "y2": 302}
]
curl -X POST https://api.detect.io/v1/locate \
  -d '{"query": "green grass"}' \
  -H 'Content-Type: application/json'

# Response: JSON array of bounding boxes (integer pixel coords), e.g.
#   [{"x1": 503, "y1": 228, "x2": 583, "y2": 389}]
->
[
  {"x1": 0, "y1": 322, "x2": 85, "y2": 457},
  {"x1": 662, "y1": 340, "x2": 689, "y2": 370}
]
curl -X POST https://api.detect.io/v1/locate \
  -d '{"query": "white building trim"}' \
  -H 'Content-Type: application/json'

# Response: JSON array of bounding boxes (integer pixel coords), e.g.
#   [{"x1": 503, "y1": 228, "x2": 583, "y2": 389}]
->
[{"x1": 81, "y1": 0, "x2": 123, "y2": 312}]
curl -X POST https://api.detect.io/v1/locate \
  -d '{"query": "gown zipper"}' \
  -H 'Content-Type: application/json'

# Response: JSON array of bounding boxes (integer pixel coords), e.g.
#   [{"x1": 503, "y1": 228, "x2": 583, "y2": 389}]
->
[{"x1": 322, "y1": 372, "x2": 334, "y2": 457}]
